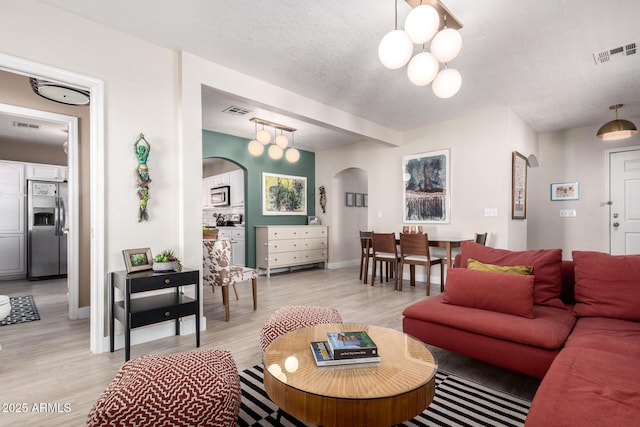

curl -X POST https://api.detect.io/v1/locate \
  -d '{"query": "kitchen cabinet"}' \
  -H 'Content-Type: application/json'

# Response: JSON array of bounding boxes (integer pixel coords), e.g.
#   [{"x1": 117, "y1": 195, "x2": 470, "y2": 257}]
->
[
  {"x1": 0, "y1": 161, "x2": 26, "y2": 278},
  {"x1": 110, "y1": 268, "x2": 200, "y2": 361},
  {"x1": 256, "y1": 225, "x2": 328, "y2": 277},
  {"x1": 25, "y1": 163, "x2": 67, "y2": 182},
  {"x1": 202, "y1": 176, "x2": 215, "y2": 208},
  {"x1": 212, "y1": 173, "x2": 230, "y2": 187},
  {"x1": 217, "y1": 226, "x2": 245, "y2": 266},
  {"x1": 229, "y1": 169, "x2": 244, "y2": 206}
]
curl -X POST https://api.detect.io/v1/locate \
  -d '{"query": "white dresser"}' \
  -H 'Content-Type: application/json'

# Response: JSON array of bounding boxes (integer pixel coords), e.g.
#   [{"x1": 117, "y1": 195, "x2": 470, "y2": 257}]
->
[{"x1": 256, "y1": 225, "x2": 328, "y2": 277}]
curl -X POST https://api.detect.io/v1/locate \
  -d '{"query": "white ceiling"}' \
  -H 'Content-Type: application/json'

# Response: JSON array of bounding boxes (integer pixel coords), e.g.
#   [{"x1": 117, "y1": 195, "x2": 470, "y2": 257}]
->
[
  {"x1": 0, "y1": 110, "x2": 68, "y2": 146},
  {"x1": 36, "y1": 0, "x2": 640, "y2": 151}
]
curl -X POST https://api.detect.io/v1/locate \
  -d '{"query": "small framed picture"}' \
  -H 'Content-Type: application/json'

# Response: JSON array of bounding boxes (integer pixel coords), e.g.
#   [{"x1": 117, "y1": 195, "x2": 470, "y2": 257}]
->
[
  {"x1": 355, "y1": 193, "x2": 363, "y2": 207},
  {"x1": 345, "y1": 192, "x2": 354, "y2": 207},
  {"x1": 363, "y1": 194, "x2": 368, "y2": 207},
  {"x1": 550, "y1": 182, "x2": 579, "y2": 201},
  {"x1": 308, "y1": 216, "x2": 321, "y2": 225},
  {"x1": 122, "y1": 248, "x2": 153, "y2": 273}
]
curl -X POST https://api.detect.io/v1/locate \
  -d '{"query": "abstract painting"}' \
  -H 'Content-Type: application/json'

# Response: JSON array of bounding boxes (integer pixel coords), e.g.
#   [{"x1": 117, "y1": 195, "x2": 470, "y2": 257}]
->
[
  {"x1": 262, "y1": 172, "x2": 307, "y2": 215},
  {"x1": 403, "y1": 149, "x2": 450, "y2": 223}
]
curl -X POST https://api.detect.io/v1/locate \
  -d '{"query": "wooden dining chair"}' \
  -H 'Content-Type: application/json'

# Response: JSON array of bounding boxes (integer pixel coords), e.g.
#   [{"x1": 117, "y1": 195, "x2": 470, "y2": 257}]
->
[
  {"x1": 399, "y1": 232, "x2": 443, "y2": 295},
  {"x1": 474, "y1": 232, "x2": 488, "y2": 245},
  {"x1": 370, "y1": 232, "x2": 401, "y2": 290},
  {"x1": 359, "y1": 231, "x2": 374, "y2": 283}
]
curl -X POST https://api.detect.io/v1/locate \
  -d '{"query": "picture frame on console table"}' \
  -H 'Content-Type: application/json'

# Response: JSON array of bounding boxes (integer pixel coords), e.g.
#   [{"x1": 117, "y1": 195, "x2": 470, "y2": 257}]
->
[
  {"x1": 402, "y1": 149, "x2": 450, "y2": 223},
  {"x1": 512, "y1": 151, "x2": 527, "y2": 219},
  {"x1": 262, "y1": 172, "x2": 307, "y2": 216},
  {"x1": 122, "y1": 248, "x2": 153, "y2": 273}
]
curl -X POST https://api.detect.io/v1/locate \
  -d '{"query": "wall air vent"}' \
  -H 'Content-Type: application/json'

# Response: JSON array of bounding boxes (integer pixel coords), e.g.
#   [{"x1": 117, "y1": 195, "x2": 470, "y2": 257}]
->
[
  {"x1": 593, "y1": 41, "x2": 638, "y2": 65},
  {"x1": 13, "y1": 121, "x2": 40, "y2": 130},
  {"x1": 222, "y1": 105, "x2": 252, "y2": 116}
]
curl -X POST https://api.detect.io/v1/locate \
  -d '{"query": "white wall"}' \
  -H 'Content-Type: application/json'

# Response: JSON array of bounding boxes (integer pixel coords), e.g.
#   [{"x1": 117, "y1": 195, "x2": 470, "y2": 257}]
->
[
  {"x1": 527, "y1": 119, "x2": 640, "y2": 257},
  {"x1": 0, "y1": 2, "x2": 182, "y2": 275},
  {"x1": 317, "y1": 106, "x2": 533, "y2": 267},
  {"x1": 330, "y1": 168, "x2": 368, "y2": 265}
]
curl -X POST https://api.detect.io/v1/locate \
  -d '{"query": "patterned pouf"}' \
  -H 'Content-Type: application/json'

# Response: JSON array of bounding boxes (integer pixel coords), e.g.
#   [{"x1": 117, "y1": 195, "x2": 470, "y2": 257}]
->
[
  {"x1": 87, "y1": 349, "x2": 241, "y2": 427},
  {"x1": 259, "y1": 305, "x2": 343, "y2": 352}
]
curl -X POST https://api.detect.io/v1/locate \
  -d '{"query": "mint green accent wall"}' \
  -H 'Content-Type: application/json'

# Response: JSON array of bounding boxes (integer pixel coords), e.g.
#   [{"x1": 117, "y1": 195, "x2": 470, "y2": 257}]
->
[{"x1": 202, "y1": 130, "x2": 315, "y2": 267}]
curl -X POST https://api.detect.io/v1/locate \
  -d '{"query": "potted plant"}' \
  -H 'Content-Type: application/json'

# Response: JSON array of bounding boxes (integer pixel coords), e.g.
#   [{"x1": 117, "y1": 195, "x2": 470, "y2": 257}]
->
[{"x1": 153, "y1": 249, "x2": 182, "y2": 272}]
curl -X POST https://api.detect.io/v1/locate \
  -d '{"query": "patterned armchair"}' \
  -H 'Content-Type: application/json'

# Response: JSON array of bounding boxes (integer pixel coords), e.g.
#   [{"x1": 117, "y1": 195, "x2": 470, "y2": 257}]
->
[{"x1": 203, "y1": 239, "x2": 257, "y2": 321}]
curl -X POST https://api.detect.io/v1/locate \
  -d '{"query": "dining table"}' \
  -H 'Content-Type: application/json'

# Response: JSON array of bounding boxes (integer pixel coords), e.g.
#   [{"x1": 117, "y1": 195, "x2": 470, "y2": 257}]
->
[{"x1": 361, "y1": 234, "x2": 472, "y2": 284}]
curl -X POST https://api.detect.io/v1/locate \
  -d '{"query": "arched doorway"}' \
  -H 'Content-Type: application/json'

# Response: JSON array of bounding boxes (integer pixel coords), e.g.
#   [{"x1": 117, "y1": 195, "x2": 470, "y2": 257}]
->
[{"x1": 331, "y1": 167, "x2": 368, "y2": 266}]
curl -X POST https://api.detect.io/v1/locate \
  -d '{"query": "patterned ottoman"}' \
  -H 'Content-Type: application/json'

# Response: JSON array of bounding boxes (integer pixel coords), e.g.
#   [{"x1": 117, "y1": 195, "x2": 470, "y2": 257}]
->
[
  {"x1": 87, "y1": 349, "x2": 241, "y2": 427},
  {"x1": 259, "y1": 305, "x2": 343, "y2": 352}
]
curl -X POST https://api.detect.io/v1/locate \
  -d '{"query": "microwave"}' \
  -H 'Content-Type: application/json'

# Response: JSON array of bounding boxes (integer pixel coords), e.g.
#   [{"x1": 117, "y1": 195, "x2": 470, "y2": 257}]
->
[{"x1": 210, "y1": 185, "x2": 230, "y2": 206}]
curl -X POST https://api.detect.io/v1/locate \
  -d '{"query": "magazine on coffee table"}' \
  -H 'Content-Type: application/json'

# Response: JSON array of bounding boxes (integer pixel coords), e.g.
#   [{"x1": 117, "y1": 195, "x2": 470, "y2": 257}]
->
[{"x1": 310, "y1": 341, "x2": 381, "y2": 366}]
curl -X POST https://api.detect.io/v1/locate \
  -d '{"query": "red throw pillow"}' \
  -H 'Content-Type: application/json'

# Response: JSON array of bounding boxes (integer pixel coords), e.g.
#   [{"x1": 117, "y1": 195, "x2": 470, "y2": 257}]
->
[
  {"x1": 572, "y1": 251, "x2": 640, "y2": 321},
  {"x1": 442, "y1": 268, "x2": 535, "y2": 318},
  {"x1": 460, "y1": 242, "x2": 563, "y2": 308}
]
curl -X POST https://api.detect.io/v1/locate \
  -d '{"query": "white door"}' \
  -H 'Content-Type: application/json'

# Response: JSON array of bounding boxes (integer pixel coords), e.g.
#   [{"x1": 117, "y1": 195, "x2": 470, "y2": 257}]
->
[{"x1": 610, "y1": 149, "x2": 640, "y2": 254}]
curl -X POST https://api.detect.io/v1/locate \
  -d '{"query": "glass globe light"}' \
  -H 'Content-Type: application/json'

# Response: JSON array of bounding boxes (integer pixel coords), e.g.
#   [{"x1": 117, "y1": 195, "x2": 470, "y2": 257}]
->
[
  {"x1": 407, "y1": 52, "x2": 439, "y2": 86},
  {"x1": 404, "y1": 5, "x2": 440, "y2": 44},
  {"x1": 432, "y1": 68, "x2": 462, "y2": 99},
  {"x1": 431, "y1": 28, "x2": 462, "y2": 63},
  {"x1": 285, "y1": 147, "x2": 300, "y2": 163},
  {"x1": 256, "y1": 129, "x2": 271, "y2": 144},
  {"x1": 268, "y1": 144, "x2": 283, "y2": 160},
  {"x1": 275, "y1": 134, "x2": 289, "y2": 148},
  {"x1": 247, "y1": 139, "x2": 264, "y2": 156},
  {"x1": 378, "y1": 30, "x2": 413, "y2": 70}
]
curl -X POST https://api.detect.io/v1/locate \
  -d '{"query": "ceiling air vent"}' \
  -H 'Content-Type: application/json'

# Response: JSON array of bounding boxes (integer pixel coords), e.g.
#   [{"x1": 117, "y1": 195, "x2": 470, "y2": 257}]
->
[
  {"x1": 222, "y1": 105, "x2": 252, "y2": 116},
  {"x1": 593, "y1": 41, "x2": 638, "y2": 65}
]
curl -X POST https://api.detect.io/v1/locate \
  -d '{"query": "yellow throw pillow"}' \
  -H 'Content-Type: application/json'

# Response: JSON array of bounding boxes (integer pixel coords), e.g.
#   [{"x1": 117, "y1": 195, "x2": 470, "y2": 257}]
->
[{"x1": 467, "y1": 258, "x2": 533, "y2": 275}]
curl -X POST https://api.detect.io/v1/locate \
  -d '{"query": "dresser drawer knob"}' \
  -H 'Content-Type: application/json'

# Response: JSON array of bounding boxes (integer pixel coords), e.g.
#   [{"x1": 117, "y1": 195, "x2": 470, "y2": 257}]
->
[
  {"x1": 164, "y1": 311, "x2": 171, "y2": 317},
  {"x1": 164, "y1": 278, "x2": 171, "y2": 285}
]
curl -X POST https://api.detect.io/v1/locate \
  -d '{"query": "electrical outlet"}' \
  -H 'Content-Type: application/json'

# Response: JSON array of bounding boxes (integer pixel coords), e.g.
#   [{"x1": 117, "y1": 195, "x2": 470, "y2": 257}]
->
[
  {"x1": 484, "y1": 208, "x2": 498, "y2": 217},
  {"x1": 560, "y1": 209, "x2": 576, "y2": 217}
]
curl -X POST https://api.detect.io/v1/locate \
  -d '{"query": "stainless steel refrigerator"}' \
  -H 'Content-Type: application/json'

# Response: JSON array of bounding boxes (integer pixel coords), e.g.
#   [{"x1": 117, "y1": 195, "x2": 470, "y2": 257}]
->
[{"x1": 27, "y1": 180, "x2": 67, "y2": 279}]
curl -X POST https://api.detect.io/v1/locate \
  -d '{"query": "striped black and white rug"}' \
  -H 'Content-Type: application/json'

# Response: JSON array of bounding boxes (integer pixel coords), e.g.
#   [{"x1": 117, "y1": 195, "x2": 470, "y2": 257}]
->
[
  {"x1": 0, "y1": 295, "x2": 40, "y2": 326},
  {"x1": 238, "y1": 365, "x2": 530, "y2": 427}
]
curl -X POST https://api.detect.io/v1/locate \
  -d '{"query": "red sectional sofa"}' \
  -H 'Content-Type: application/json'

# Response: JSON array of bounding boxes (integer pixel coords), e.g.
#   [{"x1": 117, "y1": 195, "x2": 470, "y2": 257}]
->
[{"x1": 402, "y1": 243, "x2": 640, "y2": 426}]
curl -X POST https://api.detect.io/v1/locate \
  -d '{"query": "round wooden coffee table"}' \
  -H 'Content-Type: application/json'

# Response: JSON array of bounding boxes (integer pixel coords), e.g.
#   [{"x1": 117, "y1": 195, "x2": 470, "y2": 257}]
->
[{"x1": 262, "y1": 323, "x2": 437, "y2": 427}]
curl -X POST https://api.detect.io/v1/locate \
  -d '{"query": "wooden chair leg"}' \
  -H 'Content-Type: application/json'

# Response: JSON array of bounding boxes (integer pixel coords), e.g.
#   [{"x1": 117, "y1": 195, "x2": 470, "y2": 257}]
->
[
  {"x1": 396, "y1": 262, "x2": 402, "y2": 291},
  {"x1": 222, "y1": 286, "x2": 230, "y2": 321},
  {"x1": 440, "y1": 262, "x2": 445, "y2": 292},
  {"x1": 232, "y1": 284, "x2": 239, "y2": 300},
  {"x1": 426, "y1": 264, "x2": 431, "y2": 296},
  {"x1": 410, "y1": 265, "x2": 416, "y2": 286},
  {"x1": 251, "y1": 277, "x2": 257, "y2": 311},
  {"x1": 359, "y1": 254, "x2": 365, "y2": 280},
  {"x1": 363, "y1": 255, "x2": 369, "y2": 284}
]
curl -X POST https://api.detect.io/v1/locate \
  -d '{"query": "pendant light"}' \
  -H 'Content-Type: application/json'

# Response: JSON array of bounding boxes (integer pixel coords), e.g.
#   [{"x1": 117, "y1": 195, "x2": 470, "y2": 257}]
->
[
  {"x1": 285, "y1": 133, "x2": 300, "y2": 163},
  {"x1": 432, "y1": 66, "x2": 462, "y2": 99},
  {"x1": 248, "y1": 121, "x2": 265, "y2": 156},
  {"x1": 378, "y1": 0, "x2": 414, "y2": 69},
  {"x1": 404, "y1": 4, "x2": 439, "y2": 44},
  {"x1": 596, "y1": 104, "x2": 638, "y2": 141},
  {"x1": 430, "y1": 15, "x2": 462, "y2": 63}
]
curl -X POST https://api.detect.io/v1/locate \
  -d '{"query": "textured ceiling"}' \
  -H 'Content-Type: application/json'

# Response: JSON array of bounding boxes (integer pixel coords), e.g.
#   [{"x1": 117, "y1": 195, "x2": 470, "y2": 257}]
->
[{"x1": 35, "y1": 0, "x2": 640, "y2": 151}]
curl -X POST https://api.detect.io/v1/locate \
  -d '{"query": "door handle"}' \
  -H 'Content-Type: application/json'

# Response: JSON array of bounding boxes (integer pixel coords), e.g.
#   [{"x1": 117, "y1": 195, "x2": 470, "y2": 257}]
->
[
  {"x1": 612, "y1": 222, "x2": 620, "y2": 228},
  {"x1": 61, "y1": 227, "x2": 69, "y2": 234}
]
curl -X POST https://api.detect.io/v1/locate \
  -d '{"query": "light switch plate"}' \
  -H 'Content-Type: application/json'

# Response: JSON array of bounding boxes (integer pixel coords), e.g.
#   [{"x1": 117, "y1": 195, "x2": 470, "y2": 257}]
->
[
  {"x1": 484, "y1": 208, "x2": 498, "y2": 217},
  {"x1": 560, "y1": 209, "x2": 576, "y2": 217}
]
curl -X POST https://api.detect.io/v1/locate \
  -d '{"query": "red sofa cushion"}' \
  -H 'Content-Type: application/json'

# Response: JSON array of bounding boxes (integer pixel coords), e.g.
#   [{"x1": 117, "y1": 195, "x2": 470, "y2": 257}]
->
[
  {"x1": 525, "y1": 347, "x2": 640, "y2": 427},
  {"x1": 572, "y1": 251, "x2": 640, "y2": 321},
  {"x1": 403, "y1": 295, "x2": 576, "y2": 350},
  {"x1": 442, "y1": 268, "x2": 535, "y2": 318},
  {"x1": 565, "y1": 317, "x2": 640, "y2": 357},
  {"x1": 459, "y1": 242, "x2": 564, "y2": 308}
]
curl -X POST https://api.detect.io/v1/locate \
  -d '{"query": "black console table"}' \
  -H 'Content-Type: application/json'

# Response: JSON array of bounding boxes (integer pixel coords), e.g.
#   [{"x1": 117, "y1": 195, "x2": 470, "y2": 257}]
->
[{"x1": 110, "y1": 268, "x2": 200, "y2": 361}]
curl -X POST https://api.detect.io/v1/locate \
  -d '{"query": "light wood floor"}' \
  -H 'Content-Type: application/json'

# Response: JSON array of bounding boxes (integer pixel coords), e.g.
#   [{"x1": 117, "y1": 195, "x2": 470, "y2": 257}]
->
[{"x1": 0, "y1": 265, "x2": 540, "y2": 426}]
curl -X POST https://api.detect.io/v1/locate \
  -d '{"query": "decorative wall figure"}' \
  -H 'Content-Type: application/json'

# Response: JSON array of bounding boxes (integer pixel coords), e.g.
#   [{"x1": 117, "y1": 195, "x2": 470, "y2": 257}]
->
[
  {"x1": 134, "y1": 133, "x2": 151, "y2": 222},
  {"x1": 319, "y1": 186, "x2": 327, "y2": 213}
]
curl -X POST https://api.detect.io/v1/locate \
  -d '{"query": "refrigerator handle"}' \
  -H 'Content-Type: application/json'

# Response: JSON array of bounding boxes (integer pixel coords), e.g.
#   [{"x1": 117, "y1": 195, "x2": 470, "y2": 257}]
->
[{"x1": 58, "y1": 196, "x2": 67, "y2": 235}]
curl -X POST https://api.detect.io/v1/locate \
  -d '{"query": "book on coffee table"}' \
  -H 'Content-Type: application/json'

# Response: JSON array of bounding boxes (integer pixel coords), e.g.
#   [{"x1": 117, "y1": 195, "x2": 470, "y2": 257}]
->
[
  {"x1": 326, "y1": 331, "x2": 378, "y2": 359},
  {"x1": 310, "y1": 341, "x2": 381, "y2": 366}
]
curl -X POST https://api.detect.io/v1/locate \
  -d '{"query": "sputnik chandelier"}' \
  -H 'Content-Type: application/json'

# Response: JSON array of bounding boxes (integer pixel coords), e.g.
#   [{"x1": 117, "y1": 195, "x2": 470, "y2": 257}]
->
[
  {"x1": 247, "y1": 117, "x2": 300, "y2": 162},
  {"x1": 378, "y1": 0, "x2": 463, "y2": 98}
]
